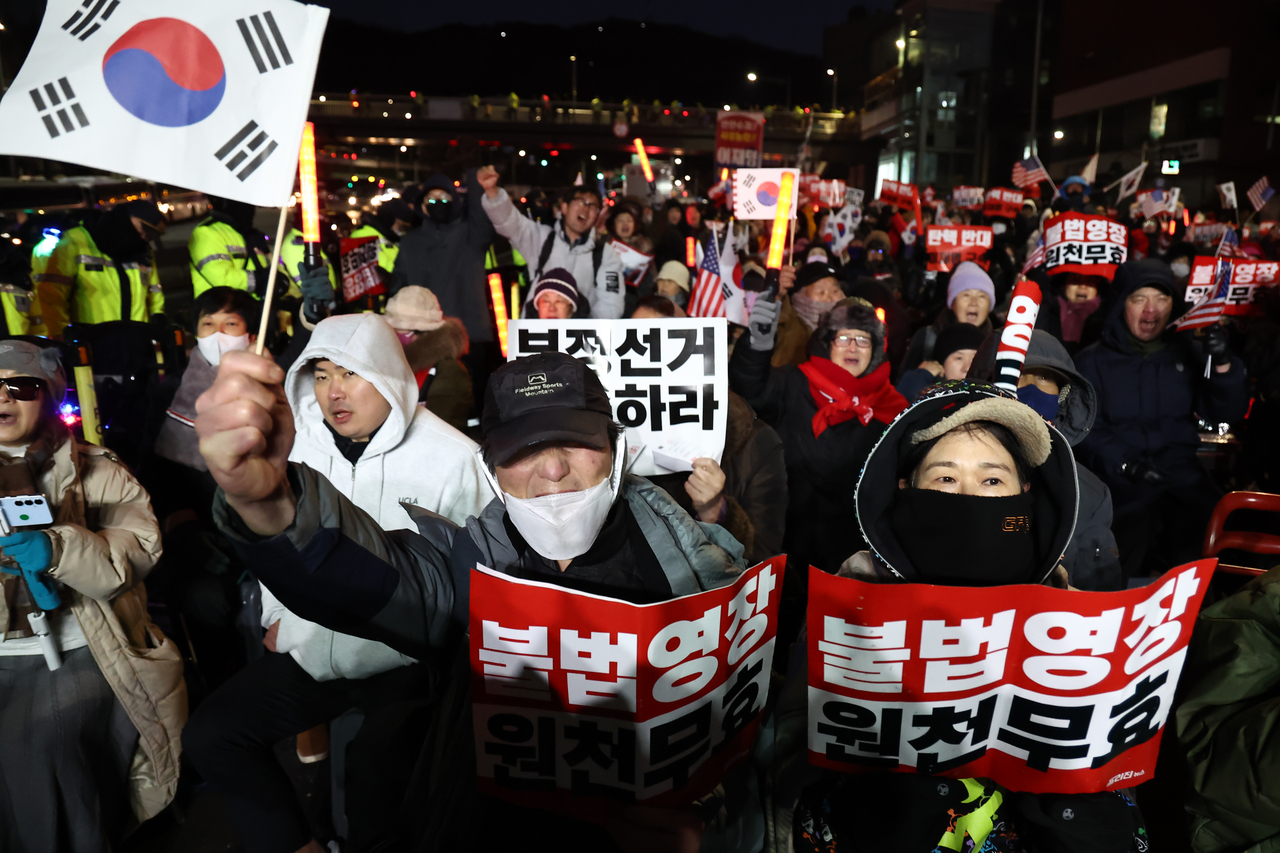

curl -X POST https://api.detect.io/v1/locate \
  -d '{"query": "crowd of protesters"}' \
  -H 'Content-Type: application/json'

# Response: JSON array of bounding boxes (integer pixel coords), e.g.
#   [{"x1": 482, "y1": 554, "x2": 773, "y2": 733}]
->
[{"x1": 0, "y1": 155, "x2": 1278, "y2": 853}]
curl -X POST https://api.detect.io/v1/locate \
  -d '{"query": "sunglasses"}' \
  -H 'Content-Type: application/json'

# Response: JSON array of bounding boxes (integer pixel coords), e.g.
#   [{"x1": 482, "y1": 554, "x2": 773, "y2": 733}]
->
[{"x1": 0, "y1": 377, "x2": 46, "y2": 402}]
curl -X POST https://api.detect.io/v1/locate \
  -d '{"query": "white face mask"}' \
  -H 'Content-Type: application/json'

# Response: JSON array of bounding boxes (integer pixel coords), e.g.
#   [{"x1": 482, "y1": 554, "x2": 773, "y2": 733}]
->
[
  {"x1": 196, "y1": 331, "x2": 251, "y2": 366},
  {"x1": 479, "y1": 434, "x2": 627, "y2": 562},
  {"x1": 1170, "y1": 261, "x2": 1190, "y2": 279},
  {"x1": 991, "y1": 221, "x2": 1008, "y2": 235}
]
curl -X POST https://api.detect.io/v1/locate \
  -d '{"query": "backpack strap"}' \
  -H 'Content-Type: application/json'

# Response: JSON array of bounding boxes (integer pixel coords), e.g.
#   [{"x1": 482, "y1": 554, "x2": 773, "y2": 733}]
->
[{"x1": 532, "y1": 230, "x2": 556, "y2": 282}]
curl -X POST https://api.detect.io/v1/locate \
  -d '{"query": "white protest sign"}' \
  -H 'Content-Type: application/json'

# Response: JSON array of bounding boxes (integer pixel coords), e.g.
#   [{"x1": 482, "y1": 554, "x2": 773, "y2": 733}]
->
[{"x1": 508, "y1": 319, "x2": 729, "y2": 476}]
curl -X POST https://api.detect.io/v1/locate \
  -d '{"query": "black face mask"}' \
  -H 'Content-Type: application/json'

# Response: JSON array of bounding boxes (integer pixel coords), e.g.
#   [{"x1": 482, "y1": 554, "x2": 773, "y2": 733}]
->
[
  {"x1": 425, "y1": 199, "x2": 452, "y2": 224},
  {"x1": 889, "y1": 488, "x2": 1037, "y2": 586},
  {"x1": 88, "y1": 209, "x2": 150, "y2": 262}
]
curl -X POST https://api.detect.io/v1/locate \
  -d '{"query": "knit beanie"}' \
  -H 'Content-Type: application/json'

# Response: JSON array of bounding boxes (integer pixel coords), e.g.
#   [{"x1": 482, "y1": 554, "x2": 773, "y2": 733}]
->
[
  {"x1": 795, "y1": 261, "x2": 840, "y2": 292},
  {"x1": 946, "y1": 261, "x2": 996, "y2": 308},
  {"x1": 807, "y1": 296, "x2": 888, "y2": 374},
  {"x1": 655, "y1": 260, "x2": 691, "y2": 292},
  {"x1": 933, "y1": 323, "x2": 987, "y2": 364},
  {"x1": 384, "y1": 286, "x2": 446, "y2": 331},
  {"x1": 532, "y1": 267, "x2": 580, "y2": 308}
]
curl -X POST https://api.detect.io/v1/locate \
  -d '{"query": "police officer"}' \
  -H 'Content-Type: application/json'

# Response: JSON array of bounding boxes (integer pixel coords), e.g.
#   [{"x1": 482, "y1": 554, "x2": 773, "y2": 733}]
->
[
  {"x1": 349, "y1": 198, "x2": 413, "y2": 278},
  {"x1": 189, "y1": 196, "x2": 272, "y2": 298},
  {"x1": 0, "y1": 217, "x2": 47, "y2": 336},
  {"x1": 38, "y1": 200, "x2": 165, "y2": 340}
]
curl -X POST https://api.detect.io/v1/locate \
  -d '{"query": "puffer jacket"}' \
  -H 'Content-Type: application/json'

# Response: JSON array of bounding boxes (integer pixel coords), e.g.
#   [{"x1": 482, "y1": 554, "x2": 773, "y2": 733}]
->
[
  {"x1": 0, "y1": 435, "x2": 184, "y2": 823},
  {"x1": 402, "y1": 317, "x2": 473, "y2": 433},
  {"x1": 482, "y1": 188, "x2": 625, "y2": 319},
  {"x1": 970, "y1": 330, "x2": 1124, "y2": 591},
  {"x1": 1074, "y1": 259, "x2": 1248, "y2": 516},
  {"x1": 264, "y1": 313, "x2": 490, "y2": 681},
  {"x1": 765, "y1": 383, "x2": 1145, "y2": 853},
  {"x1": 1176, "y1": 566, "x2": 1280, "y2": 853},
  {"x1": 214, "y1": 465, "x2": 761, "y2": 851}
]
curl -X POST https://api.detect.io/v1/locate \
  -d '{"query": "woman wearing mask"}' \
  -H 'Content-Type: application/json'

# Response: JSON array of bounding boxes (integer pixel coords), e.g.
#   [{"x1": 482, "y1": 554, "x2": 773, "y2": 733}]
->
[
  {"x1": 902, "y1": 261, "x2": 996, "y2": 371},
  {"x1": 771, "y1": 381, "x2": 1146, "y2": 853},
  {"x1": 0, "y1": 341, "x2": 183, "y2": 852},
  {"x1": 731, "y1": 295, "x2": 908, "y2": 643},
  {"x1": 382, "y1": 285, "x2": 473, "y2": 432}
]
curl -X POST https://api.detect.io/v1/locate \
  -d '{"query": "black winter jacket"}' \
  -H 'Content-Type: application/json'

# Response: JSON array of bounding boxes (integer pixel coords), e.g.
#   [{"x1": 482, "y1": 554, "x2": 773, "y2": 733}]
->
[
  {"x1": 391, "y1": 170, "x2": 496, "y2": 343},
  {"x1": 1074, "y1": 261, "x2": 1247, "y2": 515}
]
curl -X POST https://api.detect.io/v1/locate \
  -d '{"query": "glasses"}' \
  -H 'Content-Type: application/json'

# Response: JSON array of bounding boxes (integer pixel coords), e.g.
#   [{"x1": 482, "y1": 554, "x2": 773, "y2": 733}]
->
[
  {"x1": 832, "y1": 334, "x2": 873, "y2": 349},
  {"x1": 570, "y1": 198, "x2": 601, "y2": 212},
  {"x1": 0, "y1": 377, "x2": 46, "y2": 401},
  {"x1": 425, "y1": 197, "x2": 450, "y2": 205}
]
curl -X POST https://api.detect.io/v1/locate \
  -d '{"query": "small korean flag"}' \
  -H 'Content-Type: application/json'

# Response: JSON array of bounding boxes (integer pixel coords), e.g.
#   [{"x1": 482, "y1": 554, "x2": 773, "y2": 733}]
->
[{"x1": 0, "y1": 0, "x2": 328, "y2": 207}]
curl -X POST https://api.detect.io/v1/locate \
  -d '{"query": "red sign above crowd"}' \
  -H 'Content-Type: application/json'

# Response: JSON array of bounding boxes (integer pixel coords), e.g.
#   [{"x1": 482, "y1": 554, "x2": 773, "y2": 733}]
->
[
  {"x1": 1043, "y1": 212, "x2": 1128, "y2": 278},
  {"x1": 983, "y1": 188, "x2": 1024, "y2": 219},
  {"x1": 806, "y1": 560, "x2": 1214, "y2": 794},
  {"x1": 924, "y1": 225, "x2": 993, "y2": 272}
]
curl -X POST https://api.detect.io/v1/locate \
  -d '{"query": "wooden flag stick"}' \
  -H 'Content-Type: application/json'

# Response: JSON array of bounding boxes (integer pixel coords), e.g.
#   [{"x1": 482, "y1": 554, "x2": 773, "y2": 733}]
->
[{"x1": 254, "y1": 204, "x2": 290, "y2": 356}]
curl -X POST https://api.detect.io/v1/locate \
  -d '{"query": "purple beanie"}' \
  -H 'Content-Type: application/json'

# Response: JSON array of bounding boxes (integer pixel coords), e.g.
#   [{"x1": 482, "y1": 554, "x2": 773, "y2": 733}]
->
[
  {"x1": 532, "y1": 267, "x2": 579, "y2": 307},
  {"x1": 946, "y1": 261, "x2": 996, "y2": 308}
]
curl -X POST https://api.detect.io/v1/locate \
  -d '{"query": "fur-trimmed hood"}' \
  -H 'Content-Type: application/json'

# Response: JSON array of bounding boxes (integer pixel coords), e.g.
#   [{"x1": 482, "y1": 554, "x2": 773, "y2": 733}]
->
[{"x1": 402, "y1": 317, "x2": 469, "y2": 373}]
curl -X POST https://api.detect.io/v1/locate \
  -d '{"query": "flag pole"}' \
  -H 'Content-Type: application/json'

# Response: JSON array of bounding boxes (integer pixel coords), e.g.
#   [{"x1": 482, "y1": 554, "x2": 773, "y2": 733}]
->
[{"x1": 254, "y1": 205, "x2": 290, "y2": 356}]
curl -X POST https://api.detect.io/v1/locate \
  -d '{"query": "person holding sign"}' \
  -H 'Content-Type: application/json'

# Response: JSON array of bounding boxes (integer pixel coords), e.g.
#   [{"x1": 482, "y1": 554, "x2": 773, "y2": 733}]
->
[
  {"x1": 730, "y1": 296, "x2": 907, "y2": 642},
  {"x1": 194, "y1": 349, "x2": 757, "y2": 852},
  {"x1": 1074, "y1": 259, "x2": 1247, "y2": 580},
  {"x1": 775, "y1": 381, "x2": 1147, "y2": 853}
]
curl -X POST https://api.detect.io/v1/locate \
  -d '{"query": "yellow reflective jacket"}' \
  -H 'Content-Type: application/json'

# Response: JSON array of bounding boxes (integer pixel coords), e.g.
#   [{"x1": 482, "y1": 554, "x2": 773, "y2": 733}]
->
[
  {"x1": 37, "y1": 226, "x2": 163, "y2": 340},
  {"x1": 350, "y1": 223, "x2": 399, "y2": 273},
  {"x1": 188, "y1": 216, "x2": 270, "y2": 297},
  {"x1": 278, "y1": 228, "x2": 337, "y2": 300}
]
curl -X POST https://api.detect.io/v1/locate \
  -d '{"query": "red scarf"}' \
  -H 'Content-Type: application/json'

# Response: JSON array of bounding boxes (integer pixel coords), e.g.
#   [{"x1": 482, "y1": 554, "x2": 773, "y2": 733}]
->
[{"x1": 798, "y1": 359, "x2": 906, "y2": 437}]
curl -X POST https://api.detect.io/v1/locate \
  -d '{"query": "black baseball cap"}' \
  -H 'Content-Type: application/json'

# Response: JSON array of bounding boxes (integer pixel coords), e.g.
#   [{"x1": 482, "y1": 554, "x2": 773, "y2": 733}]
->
[
  {"x1": 795, "y1": 261, "x2": 840, "y2": 290},
  {"x1": 481, "y1": 352, "x2": 614, "y2": 466}
]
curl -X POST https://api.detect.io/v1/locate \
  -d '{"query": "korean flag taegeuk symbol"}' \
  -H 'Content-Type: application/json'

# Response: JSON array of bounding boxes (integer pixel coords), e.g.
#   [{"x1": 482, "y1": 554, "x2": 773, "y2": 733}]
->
[
  {"x1": 732, "y1": 168, "x2": 799, "y2": 220},
  {"x1": 0, "y1": 0, "x2": 329, "y2": 207}
]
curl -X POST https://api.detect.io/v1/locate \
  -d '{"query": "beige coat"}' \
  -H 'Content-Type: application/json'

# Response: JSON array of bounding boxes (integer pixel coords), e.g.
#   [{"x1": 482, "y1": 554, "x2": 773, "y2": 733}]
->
[{"x1": 0, "y1": 436, "x2": 185, "y2": 824}]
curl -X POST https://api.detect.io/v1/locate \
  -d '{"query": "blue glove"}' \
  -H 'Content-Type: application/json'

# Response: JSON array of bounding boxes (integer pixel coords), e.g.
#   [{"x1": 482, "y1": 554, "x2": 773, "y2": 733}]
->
[
  {"x1": 297, "y1": 262, "x2": 335, "y2": 321},
  {"x1": 0, "y1": 530, "x2": 59, "y2": 611}
]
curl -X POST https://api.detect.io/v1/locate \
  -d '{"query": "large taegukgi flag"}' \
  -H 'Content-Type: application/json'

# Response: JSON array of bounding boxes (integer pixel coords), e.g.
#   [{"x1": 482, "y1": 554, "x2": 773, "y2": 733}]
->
[{"x1": 0, "y1": 0, "x2": 329, "y2": 207}]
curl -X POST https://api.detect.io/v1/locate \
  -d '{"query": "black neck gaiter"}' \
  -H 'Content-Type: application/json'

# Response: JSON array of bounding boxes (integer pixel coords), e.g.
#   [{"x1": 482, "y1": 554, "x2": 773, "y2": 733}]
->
[{"x1": 889, "y1": 488, "x2": 1037, "y2": 586}]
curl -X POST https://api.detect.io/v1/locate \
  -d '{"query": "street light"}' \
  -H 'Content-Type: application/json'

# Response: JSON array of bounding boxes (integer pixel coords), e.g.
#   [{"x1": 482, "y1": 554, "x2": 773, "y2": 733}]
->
[
  {"x1": 747, "y1": 72, "x2": 758, "y2": 82},
  {"x1": 827, "y1": 68, "x2": 838, "y2": 111},
  {"x1": 570, "y1": 55, "x2": 577, "y2": 104},
  {"x1": 746, "y1": 72, "x2": 791, "y2": 109},
  {"x1": 1053, "y1": 130, "x2": 1064, "y2": 139}
]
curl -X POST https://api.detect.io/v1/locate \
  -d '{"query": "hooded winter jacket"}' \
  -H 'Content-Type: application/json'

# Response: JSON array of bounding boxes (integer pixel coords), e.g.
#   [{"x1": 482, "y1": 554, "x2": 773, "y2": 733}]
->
[
  {"x1": 482, "y1": 188, "x2": 626, "y2": 319},
  {"x1": 263, "y1": 313, "x2": 490, "y2": 681},
  {"x1": 1074, "y1": 259, "x2": 1247, "y2": 515},
  {"x1": 766, "y1": 384, "x2": 1147, "y2": 853},
  {"x1": 970, "y1": 330, "x2": 1124, "y2": 591},
  {"x1": 214, "y1": 466, "x2": 761, "y2": 850},
  {"x1": 391, "y1": 170, "x2": 496, "y2": 344},
  {"x1": 1176, "y1": 566, "x2": 1280, "y2": 853}
]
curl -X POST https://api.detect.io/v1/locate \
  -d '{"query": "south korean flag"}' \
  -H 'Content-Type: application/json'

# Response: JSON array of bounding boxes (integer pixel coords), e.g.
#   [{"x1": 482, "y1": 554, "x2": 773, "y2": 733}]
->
[{"x1": 0, "y1": 0, "x2": 328, "y2": 207}]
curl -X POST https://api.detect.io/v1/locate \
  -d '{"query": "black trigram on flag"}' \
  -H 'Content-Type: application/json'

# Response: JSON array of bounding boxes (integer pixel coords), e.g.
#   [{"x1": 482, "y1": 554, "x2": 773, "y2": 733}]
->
[
  {"x1": 30, "y1": 79, "x2": 90, "y2": 139},
  {"x1": 237, "y1": 11, "x2": 294, "y2": 74},
  {"x1": 62, "y1": 0, "x2": 120, "y2": 41},
  {"x1": 215, "y1": 121, "x2": 278, "y2": 181}
]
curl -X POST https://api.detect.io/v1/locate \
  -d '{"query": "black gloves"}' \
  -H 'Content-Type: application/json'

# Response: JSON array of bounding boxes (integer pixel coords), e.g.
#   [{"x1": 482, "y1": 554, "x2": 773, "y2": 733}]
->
[
  {"x1": 297, "y1": 263, "x2": 336, "y2": 322},
  {"x1": 1203, "y1": 324, "x2": 1231, "y2": 366},
  {"x1": 1122, "y1": 460, "x2": 1167, "y2": 486}
]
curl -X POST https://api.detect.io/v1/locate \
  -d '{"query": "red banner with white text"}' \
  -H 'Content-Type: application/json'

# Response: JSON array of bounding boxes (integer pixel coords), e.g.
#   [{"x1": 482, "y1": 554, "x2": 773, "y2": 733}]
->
[
  {"x1": 925, "y1": 225, "x2": 994, "y2": 272},
  {"x1": 471, "y1": 557, "x2": 784, "y2": 820},
  {"x1": 1043, "y1": 212, "x2": 1128, "y2": 278},
  {"x1": 1186, "y1": 256, "x2": 1279, "y2": 315},
  {"x1": 983, "y1": 188, "x2": 1024, "y2": 219},
  {"x1": 806, "y1": 560, "x2": 1214, "y2": 794},
  {"x1": 339, "y1": 235, "x2": 384, "y2": 302}
]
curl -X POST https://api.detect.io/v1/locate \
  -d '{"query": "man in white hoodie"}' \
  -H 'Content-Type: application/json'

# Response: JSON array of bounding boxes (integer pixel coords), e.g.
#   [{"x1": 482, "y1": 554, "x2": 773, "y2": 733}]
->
[{"x1": 183, "y1": 313, "x2": 489, "y2": 853}]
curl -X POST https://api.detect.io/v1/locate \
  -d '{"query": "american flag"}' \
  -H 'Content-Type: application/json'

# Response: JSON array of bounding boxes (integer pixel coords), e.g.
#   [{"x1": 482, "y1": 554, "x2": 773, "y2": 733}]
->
[
  {"x1": 1216, "y1": 227, "x2": 1248, "y2": 259},
  {"x1": 1022, "y1": 234, "x2": 1046, "y2": 274},
  {"x1": 689, "y1": 226, "x2": 739, "y2": 319},
  {"x1": 1172, "y1": 260, "x2": 1230, "y2": 331},
  {"x1": 1012, "y1": 156, "x2": 1049, "y2": 188},
  {"x1": 1247, "y1": 176, "x2": 1275, "y2": 212}
]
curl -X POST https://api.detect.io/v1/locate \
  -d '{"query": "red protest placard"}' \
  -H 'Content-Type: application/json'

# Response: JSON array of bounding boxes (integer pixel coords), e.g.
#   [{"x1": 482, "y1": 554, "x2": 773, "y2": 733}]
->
[
  {"x1": 806, "y1": 559, "x2": 1214, "y2": 794},
  {"x1": 953, "y1": 186, "x2": 985, "y2": 211},
  {"x1": 925, "y1": 225, "x2": 993, "y2": 272},
  {"x1": 470, "y1": 557, "x2": 784, "y2": 820},
  {"x1": 983, "y1": 188, "x2": 1024, "y2": 218},
  {"x1": 1043, "y1": 212, "x2": 1128, "y2": 279},
  {"x1": 1186, "y1": 256, "x2": 1279, "y2": 315},
  {"x1": 339, "y1": 235, "x2": 384, "y2": 302},
  {"x1": 714, "y1": 111, "x2": 764, "y2": 169},
  {"x1": 879, "y1": 179, "x2": 901, "y2": 207}
]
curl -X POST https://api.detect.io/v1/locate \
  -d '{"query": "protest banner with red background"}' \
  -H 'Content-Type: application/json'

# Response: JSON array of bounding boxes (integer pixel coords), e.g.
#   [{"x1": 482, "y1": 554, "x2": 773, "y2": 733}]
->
[
  {"x1": 925, "y1": 225, "x2": 993, "y2": 272},
  {"x1": 1043, "y1": 212, "x2": 1128, "y2": 279},
  {"x1": 983, "y1": 188, "x2": 1025, "y2": 219},
  {"x1": 816, "y1": 180, "x2": 848, "y2": 208},
  {"x1": 879, "y1": 180, "x2": 919, "y2": 208},
  {"x1": 610, "y1": 239, "x2": 654, "y2": 290},
  {"x1": 953, "y1": 186, "x2": 985, "y2": 211},
  {"x1": 806, "y1": 559, "x2": 1214, "y2": 794},
  {"x1": 471, "y1": 557, "x2": 784, "y2": 820},
  {"x1": 1190, "y1": 222, "x2": 1230, "y2": 247},
  {"x1": 714, "y1": 112, "x2": 765, "y2": 170},
  {"x1": 1186, "y1": 256, "x2": 1279, "y2": 314},
  {"x1": 339, "y1": 235, "x2": 385, "y2": 302}
]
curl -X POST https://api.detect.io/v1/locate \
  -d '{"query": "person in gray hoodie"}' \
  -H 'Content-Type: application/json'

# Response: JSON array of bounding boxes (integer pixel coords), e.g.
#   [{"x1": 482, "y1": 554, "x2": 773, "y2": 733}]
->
[{"x1": 969, "y1": 329, "x2": 1124, "y2": 591}]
